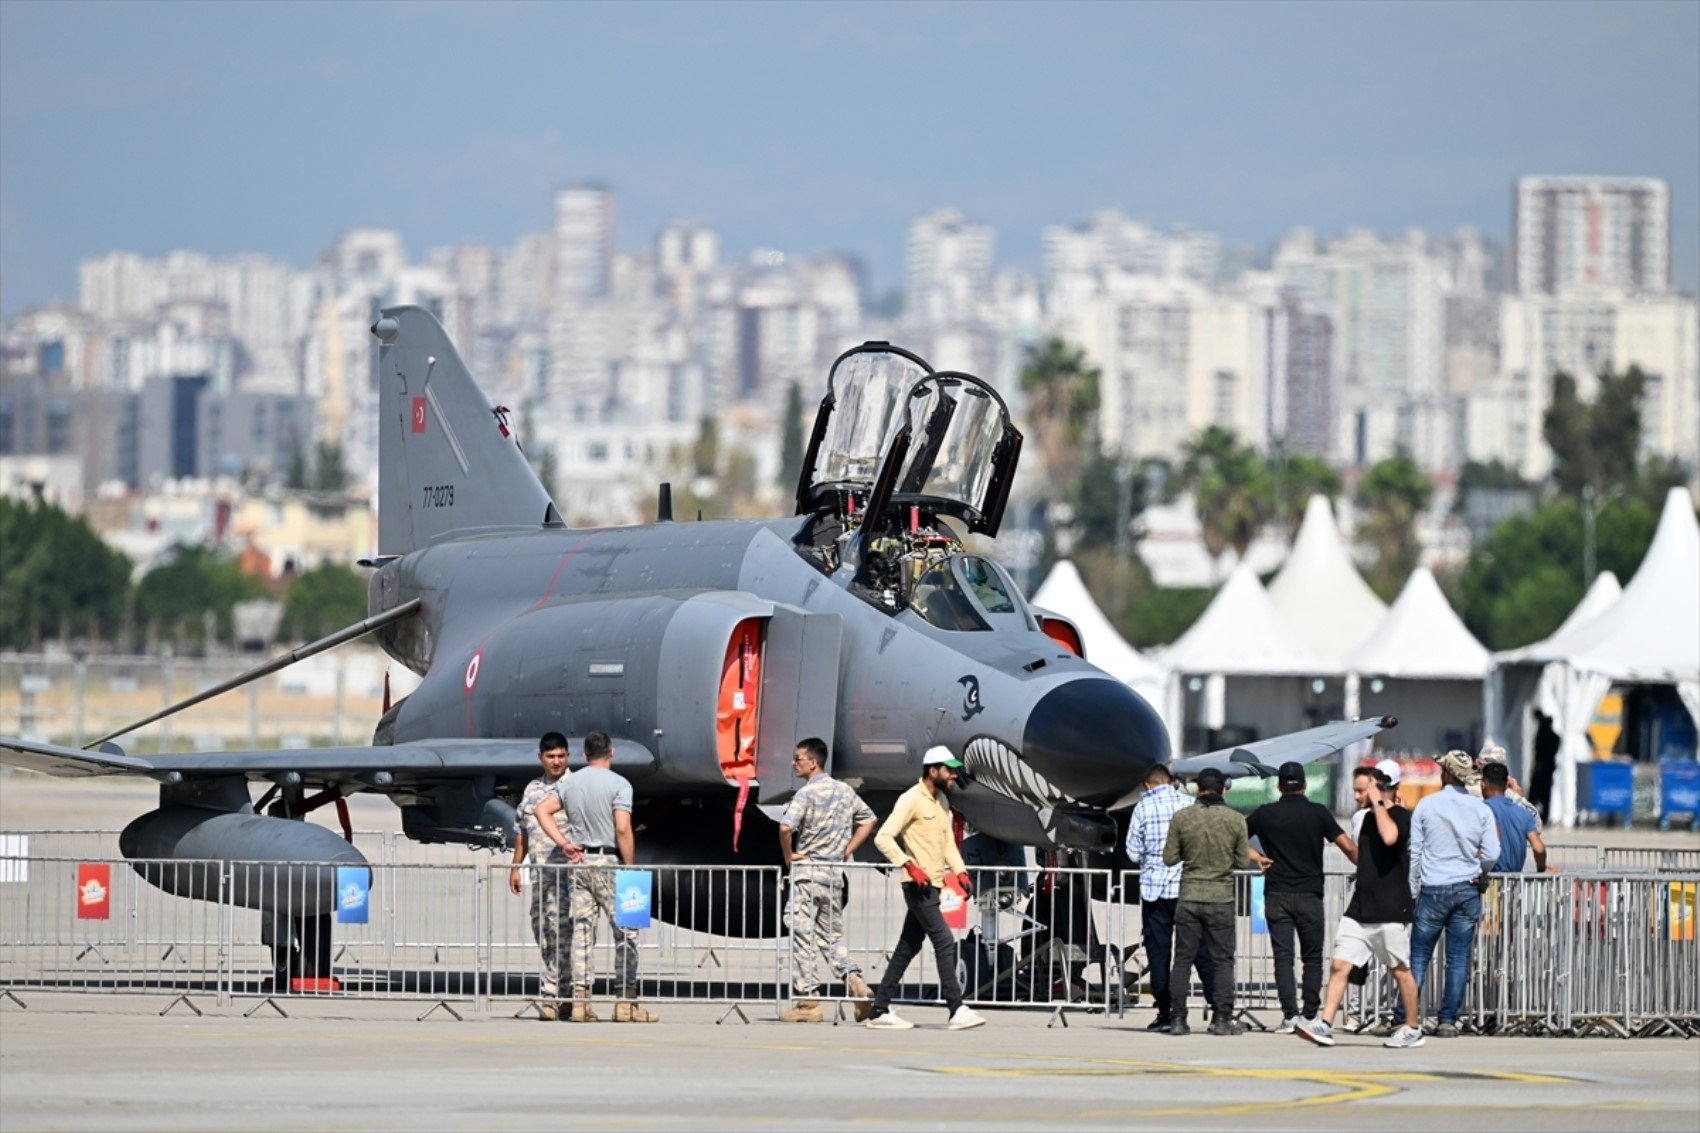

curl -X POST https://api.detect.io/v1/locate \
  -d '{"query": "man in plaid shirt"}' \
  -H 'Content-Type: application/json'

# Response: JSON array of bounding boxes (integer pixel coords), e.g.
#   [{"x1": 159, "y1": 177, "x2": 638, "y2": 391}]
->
[{"x1": 1127, "y1": 763, "x2": 1217, "y2": 1032}]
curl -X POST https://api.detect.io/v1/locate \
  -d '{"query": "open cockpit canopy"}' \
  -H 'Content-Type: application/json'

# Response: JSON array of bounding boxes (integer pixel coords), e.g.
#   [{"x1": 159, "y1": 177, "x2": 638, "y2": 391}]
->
[
  {"x1": 795, "y1": 343, "x2": 1021, "y2": 538},
  {"x1": 795, "y1": 342, "x2": 933, "y2": 515}
]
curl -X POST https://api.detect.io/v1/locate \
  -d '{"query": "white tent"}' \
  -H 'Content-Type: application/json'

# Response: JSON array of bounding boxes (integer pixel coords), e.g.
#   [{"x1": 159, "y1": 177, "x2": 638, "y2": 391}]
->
[
  {"x1": 1159, "y1": 563, "x2": 1342, "y2": 755},
  {"x1": 1487, "y1": 488, "x2": 1700, "y2": 826},
  {"x1": 1267, "y1": 495, "x2": 1388, "y2": 663},
  {"x1": 1031, "y1": 560, "x2": 1167, "y2": 706},
  {"x1": 1347, "y1": 566, "x2": 1488, "y2": 759}
]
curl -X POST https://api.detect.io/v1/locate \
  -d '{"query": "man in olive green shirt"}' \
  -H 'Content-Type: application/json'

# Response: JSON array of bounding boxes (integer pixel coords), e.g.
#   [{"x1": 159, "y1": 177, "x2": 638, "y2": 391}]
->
[{"x1": 1162, "y1": 767, "x2": 1250, "y2": 1036}]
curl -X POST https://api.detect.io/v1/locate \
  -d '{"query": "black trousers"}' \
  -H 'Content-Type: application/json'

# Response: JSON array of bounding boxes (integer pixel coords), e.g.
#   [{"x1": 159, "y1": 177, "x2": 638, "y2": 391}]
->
[
  {"x1": 1142, "y1": 895, "x2": 1218, "y2": 1020},
  {"x1": 872, "y1": 882, "x2": 964, "y2": 1015},
  {"x1": 1168, "y1": 900, "x2": 1235, "y2": 1022},
  {"x1": 1266, "y1": 890, "x2": 1325, "y2": 1019}
]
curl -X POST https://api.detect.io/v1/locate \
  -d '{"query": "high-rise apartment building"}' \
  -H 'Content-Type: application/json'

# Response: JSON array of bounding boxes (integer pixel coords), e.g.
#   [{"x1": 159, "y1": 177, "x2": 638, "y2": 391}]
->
[
  {"x1": 1513, "y1": 176, "x2": 1670, "y2": 295},
  {"x1": 554, "y1": 184, "x2": 616, "y2": 302},
  {"x1": 905, "y1": 208, "x2": 994, "y2": 327}
]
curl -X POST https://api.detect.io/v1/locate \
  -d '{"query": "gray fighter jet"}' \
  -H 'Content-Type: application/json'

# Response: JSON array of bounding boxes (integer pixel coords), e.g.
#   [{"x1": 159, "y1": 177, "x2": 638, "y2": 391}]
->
[{"x1": 1, "y1": 307, "x2": 1390, "y2": 979}]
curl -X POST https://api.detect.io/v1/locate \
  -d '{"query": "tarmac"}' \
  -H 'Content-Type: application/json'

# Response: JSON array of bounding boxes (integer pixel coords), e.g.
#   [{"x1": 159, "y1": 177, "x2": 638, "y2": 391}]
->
[{"x1": 2, "y1": 993, "x2": 1699, "y2": 1131}]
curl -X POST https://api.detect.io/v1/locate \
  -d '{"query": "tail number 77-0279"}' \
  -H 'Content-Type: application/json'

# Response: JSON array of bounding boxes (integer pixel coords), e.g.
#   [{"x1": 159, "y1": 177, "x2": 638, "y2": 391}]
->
[{"x1": 421, "y1": 484, "x2": 455, "y2": 508}]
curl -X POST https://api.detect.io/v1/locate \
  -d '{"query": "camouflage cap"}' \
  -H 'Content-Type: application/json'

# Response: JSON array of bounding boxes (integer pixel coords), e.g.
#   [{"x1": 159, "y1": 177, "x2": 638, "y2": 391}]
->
[
  {"x1": 1438, "y1": 750, "x2": 1479, "y2": 784},
  {"x1": 1476, "y1": 742, "x2": 1508, "y2": 767}
]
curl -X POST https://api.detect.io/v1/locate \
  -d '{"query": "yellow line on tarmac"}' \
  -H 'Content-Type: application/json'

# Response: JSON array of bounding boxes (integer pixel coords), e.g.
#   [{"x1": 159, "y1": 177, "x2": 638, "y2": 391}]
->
[{"x1": 926, "y1": 1055, "x2": 1400, "y2": 1117}]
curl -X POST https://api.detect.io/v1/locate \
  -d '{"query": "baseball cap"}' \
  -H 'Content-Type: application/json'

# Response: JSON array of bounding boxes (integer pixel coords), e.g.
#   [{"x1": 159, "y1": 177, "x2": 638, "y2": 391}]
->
[
  {"x1": 1375, "y1": 758, "x2": 1403, "y2": 785},
  {"x1": 1476, "y1": 743, "x2": 1507, "y2": 767},
  {"x1": 1195, "y1": 767, "x2": 1228, "y2": 792},
  {"x1": 922, "y1": 745, "x2": 965, "y2": 770},
  {"x1": 1276, "y1": 761, "x2": 1306, "y2": 787}
]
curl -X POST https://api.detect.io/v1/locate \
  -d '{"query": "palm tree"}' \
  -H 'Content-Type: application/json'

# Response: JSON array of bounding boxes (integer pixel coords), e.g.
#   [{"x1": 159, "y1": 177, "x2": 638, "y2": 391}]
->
[
  {"x1": 1355, "y1": 450, "x2": 1433, "y2": 599},
  {"x1": 1178, "y1": 426, "x2": 1274, "y2": 570},
  {"x1": 1018, "y1": 338, "x2": 1101, "y2": 501}
]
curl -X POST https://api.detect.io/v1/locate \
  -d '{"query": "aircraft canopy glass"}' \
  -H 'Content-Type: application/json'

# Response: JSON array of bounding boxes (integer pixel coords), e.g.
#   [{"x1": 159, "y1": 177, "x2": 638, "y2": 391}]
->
[
  {"x1": 806, "y1": 345, "x2": 931, "y2": 492},
  {"x1": 910, "y1": 553, "x2": 1031, "y2": 633},
  {"x1": 892, "y1": 375, "x2": 1010, "y2": 520}
]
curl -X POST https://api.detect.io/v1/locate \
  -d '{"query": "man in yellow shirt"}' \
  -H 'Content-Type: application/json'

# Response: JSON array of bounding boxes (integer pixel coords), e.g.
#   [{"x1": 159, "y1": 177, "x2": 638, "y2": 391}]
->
[{"x1": 865, "y1": 746, "x2": 986, "y2": 1031}]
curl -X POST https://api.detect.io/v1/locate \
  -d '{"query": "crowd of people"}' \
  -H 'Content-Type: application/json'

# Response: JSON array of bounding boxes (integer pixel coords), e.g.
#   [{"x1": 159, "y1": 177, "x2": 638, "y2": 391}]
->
[
  {"x1": 508, "y1": 729, "x2": 1554, "y2": 1039},
  {"x1": 1129, "y1": 744, "x2": 1558, "y2": 1049}
]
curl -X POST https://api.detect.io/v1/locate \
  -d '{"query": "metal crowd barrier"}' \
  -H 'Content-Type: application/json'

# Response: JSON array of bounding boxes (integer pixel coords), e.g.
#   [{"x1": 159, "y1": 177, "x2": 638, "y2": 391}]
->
[{"x1": 1, "y1": 840, "x2": 1695, "y2": 1036}]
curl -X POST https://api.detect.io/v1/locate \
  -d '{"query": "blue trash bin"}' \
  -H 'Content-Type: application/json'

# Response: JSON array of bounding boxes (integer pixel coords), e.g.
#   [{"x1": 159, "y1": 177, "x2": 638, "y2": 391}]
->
[
  {"x1": 1659, "y1": 760, "x2": 1700, "y2": 830},
  {"x1": 1580, "y1": 760, "x2": 1634, "y2": 825}
]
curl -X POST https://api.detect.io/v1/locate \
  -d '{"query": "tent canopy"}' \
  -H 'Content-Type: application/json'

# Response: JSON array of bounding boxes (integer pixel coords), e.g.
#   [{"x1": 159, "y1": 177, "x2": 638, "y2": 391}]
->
[
  {"x1": 1267, "y1": 495, "x2": 1388, "y2": 663},
  {"x1": 1162, "y1": 562, "x2": 1340, "y2": 676},
  {"x1": 1537, "y1": 488, "x2": 1699, "y2": 685},
  {"x1": 1349, "y1": 566, "x2": 1488, "y2": 679},
  {"x1": 1495, "y1": 571, "x2": 1622, "y2": 665},
  {"x1": 1031, "y1": 560, "x2": 1165, "y2": 695}
]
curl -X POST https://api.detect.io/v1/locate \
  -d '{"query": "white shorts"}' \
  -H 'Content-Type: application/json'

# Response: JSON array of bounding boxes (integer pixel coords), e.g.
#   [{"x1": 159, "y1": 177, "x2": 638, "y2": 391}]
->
[{"x1": 1332, "y1": 916, "x2": 1411, "y2": 970}]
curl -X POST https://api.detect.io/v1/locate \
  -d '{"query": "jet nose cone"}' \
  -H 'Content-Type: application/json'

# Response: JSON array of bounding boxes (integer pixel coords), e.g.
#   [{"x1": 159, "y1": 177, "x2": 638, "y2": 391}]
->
[{"x1": 1022, "y1": 678, "x2": 1170, "y2": 807}]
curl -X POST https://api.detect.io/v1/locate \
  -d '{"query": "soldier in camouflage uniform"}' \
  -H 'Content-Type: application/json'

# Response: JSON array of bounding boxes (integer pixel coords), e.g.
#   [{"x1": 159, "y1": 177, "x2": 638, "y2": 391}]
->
[
  {"x1": 777, "y1": 737, "x2": 878, "y2": 1023},
  {"x1": 508, "y1": 733, "x2": 573, "y2": 1020},
  {"x1": 537, "y1": 730, "x2": 656, "y2": 1023}
]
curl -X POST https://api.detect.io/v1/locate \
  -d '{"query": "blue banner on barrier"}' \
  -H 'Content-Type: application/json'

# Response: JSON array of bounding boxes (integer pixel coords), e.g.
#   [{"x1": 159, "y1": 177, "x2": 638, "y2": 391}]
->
[
  {"x1": 335, "y1": 866, "x2": 369, "y2": 924},
  {"x1": 1662, "y1": 760, "x2": 1700, "y2": 818},
  {"x1": 1250, "y1": 875, "x2": 1267, "y2": 935},
  {"x1": 614, "y1": 869, "x2": 652, "y2": 929}
]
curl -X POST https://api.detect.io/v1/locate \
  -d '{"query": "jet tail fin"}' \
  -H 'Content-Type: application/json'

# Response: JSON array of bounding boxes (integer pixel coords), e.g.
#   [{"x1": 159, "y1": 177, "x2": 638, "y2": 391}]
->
[{"x1": 372, "y1": 305, "x2": 557, "y2": 554}]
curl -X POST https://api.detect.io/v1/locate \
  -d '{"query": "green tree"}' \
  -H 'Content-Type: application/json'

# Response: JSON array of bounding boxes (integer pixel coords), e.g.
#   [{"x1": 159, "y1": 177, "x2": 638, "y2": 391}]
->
[
  {"x1": 776, "y1": 381, "x2": 806, "y2": 495},
  {"x1": 1270, "y1": 445, "x2": 1343, "y2": 540},
  {"x1": 134, "y1": 544, "x2": 263, "y2": 650},
  {"x1": 1453, "y1": 495, "x2": 1658, "y2": 649},
  {"x1": 281, "y1": 563, "x2": 369, "y2": 641},
  {"x1": 1070, "y1": 441, "x2": 1147, "y2": 553},
  {"x1": 1543, "y1": 366, "x2": 1647, "y2": 499},
  {"x1": 1178, "y1": 426, "x2": 1273, "y2": 565},
  {"x1": 1019, "y1": 338, "x2": 1101, "y2": 501},
  {"x1": 312, "y1": 439, "x2": 349, "y2": 492},
  {"x1": 0, "y1": 498, "x2": 133, "y2": 647},
  {"x1": 1355, "y1": 450, "x2": 1433, "y2": 600},
  {"x1": 692, "y1": 415, "x2": 719, "y2": 479},
  {"x1": 284, "y1": 438, "x2": 309, "y2": 491}
]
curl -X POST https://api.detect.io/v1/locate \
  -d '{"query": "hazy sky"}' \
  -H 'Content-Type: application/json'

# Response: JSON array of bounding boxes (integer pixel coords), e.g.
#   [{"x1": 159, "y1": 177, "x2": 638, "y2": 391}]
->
[{"x1": 2, "y1": 0, "x2": 1696, "y2": 315}]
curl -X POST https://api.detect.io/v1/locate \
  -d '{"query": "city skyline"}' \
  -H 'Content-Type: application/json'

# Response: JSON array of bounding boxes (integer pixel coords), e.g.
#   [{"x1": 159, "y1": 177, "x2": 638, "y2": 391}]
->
[{"x1": 3, "y1": 1, "x2": 1698, "y2": 317}]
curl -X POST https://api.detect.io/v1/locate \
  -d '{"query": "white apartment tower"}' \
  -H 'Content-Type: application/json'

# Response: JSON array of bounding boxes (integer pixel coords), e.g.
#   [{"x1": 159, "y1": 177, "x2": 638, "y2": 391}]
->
[
  {"x1": 905, "y1": 208, "x2": 994, "y2": 327},
  {"x1": 1513, "y1": 176, "x2": 1670, "y2": 295},
  {"x1": 554, "y1": 184, "x2": 616, "y2": 301}
]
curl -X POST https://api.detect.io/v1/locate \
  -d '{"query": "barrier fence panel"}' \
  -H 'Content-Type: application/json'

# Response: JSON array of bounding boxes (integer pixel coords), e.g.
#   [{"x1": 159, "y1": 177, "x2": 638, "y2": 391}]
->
[
  {"x1": 1, "y1": 838, "x2": 1695, "y2": 1036},
  {"x1": 0, "y1": 856, "x2": 226, "y2": 1007},
  {"x1": 484, "y1": 863, "x2": 788, "y2": 1017},
  {"x1": 1602, "y1": 847, "x2": 1700, "y2": 872}
]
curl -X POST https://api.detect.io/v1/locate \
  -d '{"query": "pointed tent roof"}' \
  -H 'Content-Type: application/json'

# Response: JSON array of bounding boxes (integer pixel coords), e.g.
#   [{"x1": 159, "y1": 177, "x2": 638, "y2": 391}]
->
[
  {"x1": 1032, "y1": 561, "x2": 1165, "y2": 693},
  {"x1": 1348, "y1": 566, "x2": 1488, "y2": 679},
  {"x1": 1267, "y1": 495, "x2": 1389, "y2": 663},
  {"x1": 1537, "y1": 488, "x2": 1700, "y2": 683},
  {"x1": 1162, "y1": 561, "x2": 1341, "y2": 675},
  {"x1": 1494, "y1": 571, "x2": 1622, "y2": 664}
]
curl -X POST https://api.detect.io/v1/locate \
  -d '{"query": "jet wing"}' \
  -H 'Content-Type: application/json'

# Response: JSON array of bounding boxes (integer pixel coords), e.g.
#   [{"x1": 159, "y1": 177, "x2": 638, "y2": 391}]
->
[
  {"x1": 0, "y1": 735, "x2": 656, "y2": 784},
  {"x1": 1167, "y1": 715, "x2": 1397, "y2": 781}
]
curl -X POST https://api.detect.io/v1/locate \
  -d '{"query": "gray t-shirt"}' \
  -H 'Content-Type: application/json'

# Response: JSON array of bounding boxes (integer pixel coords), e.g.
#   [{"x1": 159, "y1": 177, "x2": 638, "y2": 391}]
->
[{"x1": 551, "y1": 764, "x2": 633, "y2": 850}]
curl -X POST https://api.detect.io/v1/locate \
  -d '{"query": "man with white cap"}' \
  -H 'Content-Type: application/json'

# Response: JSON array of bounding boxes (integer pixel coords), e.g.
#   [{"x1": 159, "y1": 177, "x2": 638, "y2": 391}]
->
[{"x1": 865, "y1": 745, "x2": 985, "y2": 1031}]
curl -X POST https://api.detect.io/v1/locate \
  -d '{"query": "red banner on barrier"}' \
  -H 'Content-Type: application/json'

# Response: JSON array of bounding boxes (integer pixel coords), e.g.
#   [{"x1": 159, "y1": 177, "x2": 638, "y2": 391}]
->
[{"x1": 76, "y1": 863, "x2": 111, "y2": 920}]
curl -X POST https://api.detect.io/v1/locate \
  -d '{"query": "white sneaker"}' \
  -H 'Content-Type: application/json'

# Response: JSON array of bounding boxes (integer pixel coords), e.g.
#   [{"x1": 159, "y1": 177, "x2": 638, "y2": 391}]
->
[
  {"x1": 948, "y1": 1006, "x2": 987, "y2": 1031},
  {"x1": 1275, "y1": 1015, "x2": 1302, "y2": 1034},
  {"x1": 865, "y1": 1009, "x2": 914, "y2": 1030},
  {"x1": 1295, "y1": 1017, "x2": 1334, "y2": 1047},
  {"x1": 1382, "y1": 1025, "x2": 1426, "y2": 1049}
]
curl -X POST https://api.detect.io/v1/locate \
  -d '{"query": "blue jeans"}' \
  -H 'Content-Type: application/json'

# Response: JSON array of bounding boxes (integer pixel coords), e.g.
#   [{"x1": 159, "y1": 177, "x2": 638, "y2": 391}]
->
[{"x1": 1409, "y1": 883, "x2": 1481, "y2": 1024}]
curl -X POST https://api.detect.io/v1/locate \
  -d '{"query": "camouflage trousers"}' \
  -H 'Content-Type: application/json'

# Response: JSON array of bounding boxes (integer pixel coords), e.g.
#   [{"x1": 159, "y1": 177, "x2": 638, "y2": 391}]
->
[
  {"x1": 788, "y1": 871, "x2": 859, "y2": 996},
  {"x1": 570, "y1": 856, "x2": 639, "y2": 997},
  {"x1": 528, "y1": 862, "x2": 574, "y2": 998}
]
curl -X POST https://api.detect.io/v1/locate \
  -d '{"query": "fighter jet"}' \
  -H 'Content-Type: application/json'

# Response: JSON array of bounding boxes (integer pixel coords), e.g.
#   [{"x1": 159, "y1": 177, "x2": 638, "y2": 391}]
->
[{"x1": 1, "y1": 307, "x2": 1390, "y2": 979}]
